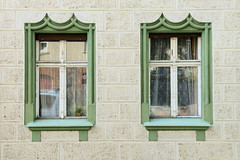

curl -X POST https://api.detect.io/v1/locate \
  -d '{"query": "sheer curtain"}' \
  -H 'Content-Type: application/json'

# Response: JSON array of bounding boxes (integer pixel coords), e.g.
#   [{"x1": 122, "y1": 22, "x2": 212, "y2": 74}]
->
[
  {"x1": 178, "y1": 38, "x2": 198, "y2": 116},
  {"x1": 39, "y1": 68, "x2": 59, "y2": 117},
  {"x1": 150, "y1": 37, "x2": 171, "y2": 118},
  {"x1": 150, "y1": 38, "x2": 170, "y2": 60},
  {"x1": 67, "y1": 67, "x2": 87, "y2": 117}
]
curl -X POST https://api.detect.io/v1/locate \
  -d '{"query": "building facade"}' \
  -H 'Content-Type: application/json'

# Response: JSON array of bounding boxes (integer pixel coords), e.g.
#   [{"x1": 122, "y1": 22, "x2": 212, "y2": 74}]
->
[{"x1": 0, "y1": 0, "x2": 239, "y2": 159}]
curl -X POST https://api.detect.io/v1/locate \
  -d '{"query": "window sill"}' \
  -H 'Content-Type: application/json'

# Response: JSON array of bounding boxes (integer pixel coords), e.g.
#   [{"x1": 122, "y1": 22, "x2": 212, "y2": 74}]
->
[
  {"x1": 26, "y1": 119, "x2": 94, "y2": 142},
  {"x1": 143, "y1": 118, "x2": 211, "y2": 141}
]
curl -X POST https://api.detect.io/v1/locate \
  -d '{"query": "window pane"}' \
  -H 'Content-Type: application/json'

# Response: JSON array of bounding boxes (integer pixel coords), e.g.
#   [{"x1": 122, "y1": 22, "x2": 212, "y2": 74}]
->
[
  {"x1": 39, "y1": 68, "x2": 59, "y2": 117},
  {"x1": 177, "y1": 37, "x2": 198, "y2": 60},
  {"x1": 150, "y1": 38, "x2": 171, "y2": 60},
  {"x1": 39, "y1": 41, "x2": 59, "y2": 61},
  {"x1": 66, "y1": 41, "x2": 87, "y2": 61},
  {"x1": 150, "y1": 67, "x2": 171, "y2": 118},
  {"x1": 67, "y1": 67, "x2": 87, "y2": 117},
  {"x1": 178, "y1": 67, "x2": 198, "y2": 116}
]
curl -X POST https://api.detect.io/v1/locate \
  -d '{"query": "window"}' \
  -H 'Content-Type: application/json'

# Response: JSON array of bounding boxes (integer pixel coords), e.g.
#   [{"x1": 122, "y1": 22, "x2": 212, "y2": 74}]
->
[
  {"x1": 141, "y1": 14, "x2": 212, "y2": 141},
  {"x1": 24, "y1": 14, "x2": 96, "y2": 141},
  {"x1": 36, "y1": 34, "x2": 87, "y2": 119},
  {"x1": 149, "y1": 34, "x2": 201, "y2": 118}
]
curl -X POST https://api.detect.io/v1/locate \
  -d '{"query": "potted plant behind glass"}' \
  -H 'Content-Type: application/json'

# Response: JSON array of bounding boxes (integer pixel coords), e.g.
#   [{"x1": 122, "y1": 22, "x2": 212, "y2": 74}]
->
[{"x1": 75, "y1": 107, "x2": 83, "y2": 117}]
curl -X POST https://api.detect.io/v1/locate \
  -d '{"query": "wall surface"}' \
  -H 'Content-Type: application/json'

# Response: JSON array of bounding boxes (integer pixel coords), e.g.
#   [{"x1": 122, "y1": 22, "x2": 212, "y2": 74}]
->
[{"x1": 0, "y1": 0, "x2": 240, "y2": 159}]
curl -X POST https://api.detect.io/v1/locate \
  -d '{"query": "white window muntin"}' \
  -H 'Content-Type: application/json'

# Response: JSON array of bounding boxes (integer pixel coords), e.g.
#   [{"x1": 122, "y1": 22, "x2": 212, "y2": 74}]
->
[
  {"x1": 149, "y1": 37, "x2": 201, "y2": 118},
  {"x1": 36, "y1": 40, "x2": 88, "y2": 119}
]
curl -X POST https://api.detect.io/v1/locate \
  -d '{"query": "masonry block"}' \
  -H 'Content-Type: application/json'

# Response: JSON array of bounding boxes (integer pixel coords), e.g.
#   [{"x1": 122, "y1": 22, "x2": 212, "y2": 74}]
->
[
  {"x1": 98, "y1": 33, "x2": 117, "y2": 48},
  {"x1": 3, "y1": 143, "x2": 58, "y2": 160},
  {"x1": 0, "y1": 123, "x2": 15, "y2": 141},
  {"x1": 178, "y1": 143, "x2": 233, "y2": 160},
  {"x1": 224, "y1": 123, "x2": 240, "y2": 140},
  {"x1": 178, "y1": 0, "x2": 232, "y2": 9},
  {"x1": 2, "y1": 31, "x2": 23, "y2": 48},
  {"x1": 106, "y1": 122, "x2": 133, "y2": 140},
  {"x1": 2, "y1": 68, "x2": 23, "y2": 84},
  {"x1": 61, "y1": 143, "x2": 117, "y2": 159}
]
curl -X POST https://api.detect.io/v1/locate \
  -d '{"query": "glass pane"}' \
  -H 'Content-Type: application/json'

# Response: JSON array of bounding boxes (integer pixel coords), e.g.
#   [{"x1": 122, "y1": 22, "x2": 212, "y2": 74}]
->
[
  {"x1": 150, "y1": 38, "x2": 171, "y2": 60},
  {"x1": 66, "y1": 41, "x2": 87, "y2": 61},
  {"x1": 177, "y1": 37, "x2": 198, "y2": 60},
  {"x1": 178, "y1": 67, "x2": 198, "y2": 116},
  {"x1": 39, "y1": 68, "x2": 59, "y2": 117},
  {"x1": 150, "y1": 67, "x2": 171, "y2": 118},
  {"x1": 67, "y1": 67, "x2": 87, "y2": 117},
  {"x1": 39, "y1": 41, "x2": 59, "y2": 61}
]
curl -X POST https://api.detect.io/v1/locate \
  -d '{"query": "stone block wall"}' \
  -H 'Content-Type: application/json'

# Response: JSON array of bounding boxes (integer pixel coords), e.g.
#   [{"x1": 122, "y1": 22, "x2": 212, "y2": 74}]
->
[{"x1": 0, "y1": 0, "x2": 239, "y2": 159}]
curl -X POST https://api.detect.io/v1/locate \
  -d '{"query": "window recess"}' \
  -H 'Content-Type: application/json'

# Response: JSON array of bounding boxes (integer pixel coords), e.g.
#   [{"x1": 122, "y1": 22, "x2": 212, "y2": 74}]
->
[
  {"x1": 35, "y1": 35, "x2": 88, "y2": 119},
  {"x1": 24, "y1": 14, "x2": 96, "y2": 142},
  {"x1": 149, "y1": 35, "x2": 201, "y2": 119},
  {"x1": 140, "y1": 14, "x2": 212, "y2": 141}
]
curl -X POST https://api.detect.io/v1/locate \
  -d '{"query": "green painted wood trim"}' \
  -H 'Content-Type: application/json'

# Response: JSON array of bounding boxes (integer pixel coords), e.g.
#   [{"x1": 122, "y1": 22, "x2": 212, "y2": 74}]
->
[
  {"x1": 141, "y1": 103, "x2": 149, "y2": 123},
  {"x1": 144, "y1": 118, "x2": 211, "y2": 127},
  {"x1": 201, "y1": 31, "x2": 206, "y2": 120},
  {"x1": 143, "y1": 25, "x2": 148, "y2": 104},
  {"x1": 88, "y1": 25, "x2": 93, "y2": 105},
  {"x1": 26, "y1": 119, "x2": 94, "y2": 127},
  {"x1": 140, "y1": 13, "x2": 213, "y2": 140},
  {"x1": 149, "y1": 131, "x2": 158, "y2": 141},
  {"x1": 24, "y1": 14, "x2": 96, "y2": 141},
  {"x1": 32, "y1": 131, "x2": 41, "y2": 142},
  {"x1": 147, "y1": 130, "x2": 206, "y2": 141},
  {"x1": 79, "y1": 131, "x2": 88, "y2": 141},
  {"x1": 140, "y1": 24, "x2": 150, "y2": 124},
  {"x1": 196, "y1": 130, "x2": 205, "y2": 141},
  {"x1": 87, "y1": 24, "x2": 96, "y2": 124},
  {"x1": 31, "y1": 129, "x2": 90, "y2": 142},
  {"x1": 142, "y1": 14, "x2": 210, "y2": 31},
  {"x1": 26, "y1": 14, "x2": 93, "y2": 31},
  {"x1": 29, "y1": 127, "x2": 91, "y2": 131},
  {"x1": 205, "y1": 25, "x2": 213, "y2": 124},
  {"x1": 204, "y1": 27, "x2": 209, "y2": 105},
  {"x1": 88, "y1": 104, "x2": 96, "y2": 124},
  {"x1": 146, "y1": 126, "x2": 208, "y2": 130}
]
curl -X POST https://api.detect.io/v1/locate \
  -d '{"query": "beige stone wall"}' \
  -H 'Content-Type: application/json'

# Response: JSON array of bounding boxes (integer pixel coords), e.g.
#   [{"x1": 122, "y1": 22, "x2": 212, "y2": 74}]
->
[{"x1": 0, "y1": 0, "x2": 240, "y2": 159}]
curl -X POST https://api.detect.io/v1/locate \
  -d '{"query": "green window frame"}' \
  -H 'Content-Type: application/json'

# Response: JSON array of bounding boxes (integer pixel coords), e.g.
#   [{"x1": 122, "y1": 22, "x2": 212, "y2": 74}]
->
[
  {"x1": 140, "y1": 14, "x2": 212, "y2": 141},
  {"x1": 24, "y1": 14, "x2": 96, "y2": 141}
]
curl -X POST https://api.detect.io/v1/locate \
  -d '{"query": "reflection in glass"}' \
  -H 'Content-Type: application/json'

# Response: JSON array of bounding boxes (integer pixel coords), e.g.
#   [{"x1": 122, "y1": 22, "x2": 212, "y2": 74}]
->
[
  {"x1": 67, "y1": 67, "x2": 87, "y2": 117},
  {"x1": 150, "y1": 67, "x2": 171, "y2": 118},
  {"x1": 178, "y1": 37, "x2": 198, "y2": 60},
  {"x1": 66, "y1": 41, "x2": 87, "y2": 61},
  {"x1": 150, "y1": 38, "x2": 171, "y2": 60},
  {"x1": 39, "y1": 68, "x2": 59, "y2": 117},
  {"x1": 178, "y1": 67, "x2": 198, "y2": 116},
  {"x1": 39, "y1": 41, "x2": 59, "y2": 61}
]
